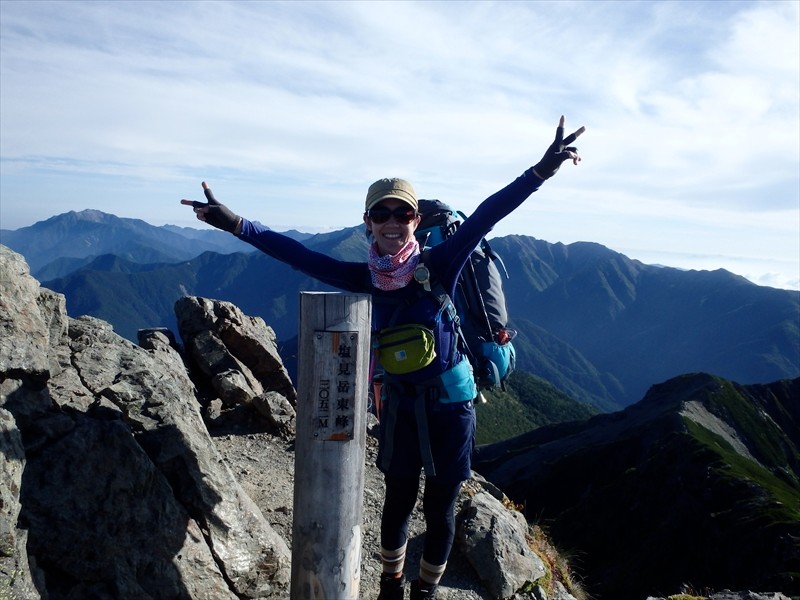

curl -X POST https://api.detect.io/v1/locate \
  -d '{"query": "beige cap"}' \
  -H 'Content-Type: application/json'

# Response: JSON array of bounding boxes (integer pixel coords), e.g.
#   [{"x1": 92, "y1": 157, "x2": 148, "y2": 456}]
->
[{"x1": 365, "y1": 178, "x2": 418, "y2": 212}]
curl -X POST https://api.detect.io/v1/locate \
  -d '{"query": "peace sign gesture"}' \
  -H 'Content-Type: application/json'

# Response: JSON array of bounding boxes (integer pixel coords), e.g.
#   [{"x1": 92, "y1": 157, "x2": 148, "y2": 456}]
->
[
  {"x1": 532, "y1": 116, "x2": 586, "y2": 180},
  {"x1": 180, "y1": 182, "x2": 242, "y2": 233}
]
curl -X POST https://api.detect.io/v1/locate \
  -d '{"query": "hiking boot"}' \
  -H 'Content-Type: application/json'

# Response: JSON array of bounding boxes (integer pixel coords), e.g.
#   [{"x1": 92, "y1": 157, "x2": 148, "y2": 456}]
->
[
  {"x1": 377, "y1": 573, "x2": 405, "y2": 600},
  {"x1": 410, "y1": 579, "x2": 438, "y2": 600}
]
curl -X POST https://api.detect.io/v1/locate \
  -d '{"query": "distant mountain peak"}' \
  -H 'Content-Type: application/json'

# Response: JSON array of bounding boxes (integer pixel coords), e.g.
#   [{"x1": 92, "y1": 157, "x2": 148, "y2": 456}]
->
[
  {"x1": 72, "y1": 208, "x2": 112, "y2": 221},
  {"x1": 2, "y1": 209, "x2": 250, "y2": 275},
  {"x1": 45, "y1": 208, "x2": 119, "y2": 225}
]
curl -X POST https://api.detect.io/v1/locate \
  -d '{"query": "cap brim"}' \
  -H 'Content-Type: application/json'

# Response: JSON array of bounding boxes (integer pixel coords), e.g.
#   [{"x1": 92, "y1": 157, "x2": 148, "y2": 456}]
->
[{"x1": 365, "y1": 194, "x2": 417, "y2": 212}]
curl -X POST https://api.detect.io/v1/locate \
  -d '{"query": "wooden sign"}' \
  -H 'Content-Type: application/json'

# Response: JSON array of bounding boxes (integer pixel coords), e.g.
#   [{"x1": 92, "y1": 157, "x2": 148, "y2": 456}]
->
[{"x1": 311, "y1": 331, "x2": 359, "y2": 441}]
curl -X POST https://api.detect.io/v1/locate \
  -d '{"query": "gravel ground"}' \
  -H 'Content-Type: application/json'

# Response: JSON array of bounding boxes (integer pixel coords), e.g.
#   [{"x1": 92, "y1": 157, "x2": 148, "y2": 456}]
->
[{"x1": 211, "y1": 418, "x2": 494, "y2": 600}]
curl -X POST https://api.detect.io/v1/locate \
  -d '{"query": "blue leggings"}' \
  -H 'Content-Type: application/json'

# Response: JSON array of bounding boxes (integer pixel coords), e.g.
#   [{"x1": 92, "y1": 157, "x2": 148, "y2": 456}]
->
[{"x1": 380, "y1": 474, "x2": 462, "y2": 566}]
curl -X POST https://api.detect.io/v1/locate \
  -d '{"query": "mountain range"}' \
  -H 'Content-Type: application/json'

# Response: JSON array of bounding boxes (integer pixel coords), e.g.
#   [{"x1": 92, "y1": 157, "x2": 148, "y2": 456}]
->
[{"x1": 2, "y1": 209, "x2": 798, "y2": 412}]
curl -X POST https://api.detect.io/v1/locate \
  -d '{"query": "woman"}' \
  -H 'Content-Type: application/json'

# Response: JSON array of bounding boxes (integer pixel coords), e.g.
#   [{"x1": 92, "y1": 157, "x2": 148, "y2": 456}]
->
[{"x1": 182, "y1": 116, "x2": 585, "y2": 600}]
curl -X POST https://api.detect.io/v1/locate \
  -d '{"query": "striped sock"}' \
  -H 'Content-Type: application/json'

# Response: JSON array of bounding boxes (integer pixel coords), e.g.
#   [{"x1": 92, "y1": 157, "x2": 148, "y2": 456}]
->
[
  {"x1": 419, "y1": 558, "x2": 446, "y2": 586},
  {"x1": 380, "y1": 543, "x2": 407, "y2": 576}
]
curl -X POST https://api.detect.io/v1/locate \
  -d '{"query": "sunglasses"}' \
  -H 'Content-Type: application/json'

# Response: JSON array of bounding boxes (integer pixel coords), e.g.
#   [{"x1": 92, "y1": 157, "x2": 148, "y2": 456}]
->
[{"x1": 366, "y1": 206, "x2": 418, "y2": 224}]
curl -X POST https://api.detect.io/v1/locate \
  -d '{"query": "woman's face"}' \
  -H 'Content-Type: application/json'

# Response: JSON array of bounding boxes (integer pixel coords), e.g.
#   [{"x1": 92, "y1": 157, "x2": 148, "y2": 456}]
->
[{"x1": 364, "y1": 198, "x2": 421, "y2": 256}]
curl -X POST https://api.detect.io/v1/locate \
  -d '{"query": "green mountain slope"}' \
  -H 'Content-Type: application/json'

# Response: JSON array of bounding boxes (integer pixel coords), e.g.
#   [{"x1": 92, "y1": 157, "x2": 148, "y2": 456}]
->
[
  {"x1": 475, "y1": 370, "x2": 598, "y2": 444},
  {"x1": 473, "y1": 373, "x2": 800, "y2": 599}
]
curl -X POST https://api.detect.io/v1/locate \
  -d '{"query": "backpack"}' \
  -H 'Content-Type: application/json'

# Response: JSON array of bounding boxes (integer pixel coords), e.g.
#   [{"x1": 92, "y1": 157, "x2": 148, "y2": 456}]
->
[{"x1": 415, "y1": 198, "x2": 516, "y2": 391}]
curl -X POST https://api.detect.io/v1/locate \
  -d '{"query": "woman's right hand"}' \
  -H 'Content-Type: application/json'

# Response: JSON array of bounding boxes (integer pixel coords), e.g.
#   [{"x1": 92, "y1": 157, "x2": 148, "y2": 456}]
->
[{"x1": 180, "y1": 182, "x2": 242, "y2": 233}]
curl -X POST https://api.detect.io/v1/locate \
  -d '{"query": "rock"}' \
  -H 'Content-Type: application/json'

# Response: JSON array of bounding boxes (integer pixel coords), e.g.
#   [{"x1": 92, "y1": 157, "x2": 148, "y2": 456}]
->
[
  {"x1": 0, "y1": 383, "x2": 41, "y2": 600},
  {"x1": 175, "y1": 296, "x2": 297, "y2": 429},
  {"x1": 138, "y1": 326, "x2": 180, "y2": 352},
  {"x1": 254, "y1": 390, "x2": 296, "y2": 438},
  {"x1": 214, "y1": 365, "x2": 259, "y2": 405},
  {"x1": 0, "y1": 245, "x2": 291, "y2": 599},
  {"x1": 0, "y1": 245, "x2": 64, "y2": 384},
  {"x1": 21, "y1": 414, "x2": 236, "y2": 599},
  {"x1": 550, "y1": 581, "x2": 579, "y2": 600},
  {"x1": 709, "y1": 592, "x2": 792, "y2": 600},
  {"x1": 458, "y1": 486, "x2": 547, "y2": 599},
  {"x1": 69, "y1": 315, "x2": 292, "y2": 597}
]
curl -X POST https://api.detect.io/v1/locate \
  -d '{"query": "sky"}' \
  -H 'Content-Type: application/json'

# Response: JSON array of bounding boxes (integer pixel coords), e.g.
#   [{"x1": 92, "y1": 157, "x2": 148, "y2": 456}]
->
[{"x1": 1, "y1": 1, "x2": 799, "y2": 291}]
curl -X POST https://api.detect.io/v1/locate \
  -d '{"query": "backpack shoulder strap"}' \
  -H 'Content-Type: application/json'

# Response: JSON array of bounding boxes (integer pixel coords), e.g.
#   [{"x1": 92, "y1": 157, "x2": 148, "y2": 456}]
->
[
  {"x1": 414, "y1": 250, "x2": 451, "y2": 316},
  {"x1": 416, "y1": 251, "x2": 472, "y2": 362}
]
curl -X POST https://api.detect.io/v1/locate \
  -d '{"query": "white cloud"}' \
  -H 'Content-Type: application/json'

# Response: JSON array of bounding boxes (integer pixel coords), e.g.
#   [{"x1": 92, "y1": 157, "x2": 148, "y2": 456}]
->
[{"x1": 1, "y1": 0, "x2": 797, "y2": 290}]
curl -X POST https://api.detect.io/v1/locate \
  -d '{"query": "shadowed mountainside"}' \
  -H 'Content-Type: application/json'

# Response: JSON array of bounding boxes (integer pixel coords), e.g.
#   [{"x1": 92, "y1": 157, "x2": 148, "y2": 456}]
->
[{"x1": 474, "y1": 373, "x2": 800, "y2": 599}]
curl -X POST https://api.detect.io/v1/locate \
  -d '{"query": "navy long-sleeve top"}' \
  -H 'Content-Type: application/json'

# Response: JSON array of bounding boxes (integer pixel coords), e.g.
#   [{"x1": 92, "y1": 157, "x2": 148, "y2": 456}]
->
[{"x1": 237, "y1": 168, "x2": 545, "y2": 382}]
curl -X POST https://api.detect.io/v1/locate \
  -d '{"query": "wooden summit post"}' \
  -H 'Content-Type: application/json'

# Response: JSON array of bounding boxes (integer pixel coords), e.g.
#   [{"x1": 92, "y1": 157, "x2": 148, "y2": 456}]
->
[{"x1": 291, "y1": 292, "x2": 372, "y2": 600}]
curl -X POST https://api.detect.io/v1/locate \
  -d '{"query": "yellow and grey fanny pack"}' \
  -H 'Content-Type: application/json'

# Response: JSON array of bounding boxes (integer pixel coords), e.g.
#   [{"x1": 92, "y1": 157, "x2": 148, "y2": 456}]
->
[{"x1": 374, "y1": 323, "x2": 436, "y2": 375}]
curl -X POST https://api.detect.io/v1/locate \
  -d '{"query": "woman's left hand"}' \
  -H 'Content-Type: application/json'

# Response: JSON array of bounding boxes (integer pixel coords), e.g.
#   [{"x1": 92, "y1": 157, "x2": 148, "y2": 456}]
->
[{"x1": 532, "y1": 116, "x2": 586, "y2": 180}]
